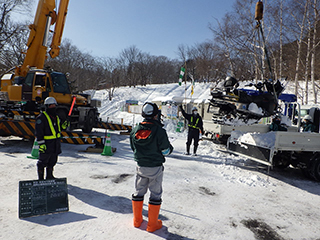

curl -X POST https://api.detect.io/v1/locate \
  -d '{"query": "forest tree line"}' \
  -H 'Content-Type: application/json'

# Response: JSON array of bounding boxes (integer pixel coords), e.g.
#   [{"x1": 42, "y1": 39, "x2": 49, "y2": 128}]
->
[{"x1": 1, "y1": 0, "x2": 320, "y2": 103}]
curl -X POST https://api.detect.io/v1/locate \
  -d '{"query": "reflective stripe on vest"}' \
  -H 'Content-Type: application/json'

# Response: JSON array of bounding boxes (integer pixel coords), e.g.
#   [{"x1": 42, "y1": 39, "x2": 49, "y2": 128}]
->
[
  {"x1": 43, "y1": 111, "x2": 61, "y2": 140},
  {"x1": 188, "y1": 116, "x2": 200, "y2": 129}
]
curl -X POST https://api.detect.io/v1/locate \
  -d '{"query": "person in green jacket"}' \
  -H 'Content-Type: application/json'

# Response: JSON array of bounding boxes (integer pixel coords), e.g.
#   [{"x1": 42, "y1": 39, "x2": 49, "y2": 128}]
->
[
  {"x1": 269, "y1": 115, "x2": 287, "y2": 132},
  {"x1": 130, "y1": 102, "x2": 173, "y2": 232},
  {"x1": 302, "y1": 115, "x2": 317, "y2": 132}
]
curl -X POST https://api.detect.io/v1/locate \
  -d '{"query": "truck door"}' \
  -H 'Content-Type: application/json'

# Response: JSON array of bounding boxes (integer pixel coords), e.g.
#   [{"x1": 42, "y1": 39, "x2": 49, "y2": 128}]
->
[
  {"x1": 50, "y1": 72, "x2": 72, "y2": 104},
  {"x1": 31, "y1": 72, "x2": 48, "y2": 102},
  {"x1": 21, "y1": 72, "x2": 35, "y2": 101}
]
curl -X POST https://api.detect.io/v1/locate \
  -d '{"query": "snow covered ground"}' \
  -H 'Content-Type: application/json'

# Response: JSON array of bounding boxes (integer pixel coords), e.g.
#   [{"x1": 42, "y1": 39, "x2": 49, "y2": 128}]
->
[{"x1": 1, "y1": 82, "x2": 320, "y2": 240}]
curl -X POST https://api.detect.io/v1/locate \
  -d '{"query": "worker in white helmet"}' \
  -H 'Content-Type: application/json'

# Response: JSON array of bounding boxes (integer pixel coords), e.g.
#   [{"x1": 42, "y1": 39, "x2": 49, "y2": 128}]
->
[
  {"x1": 35, "y1": 97, "x2": 69, "y2": 180},
  {"x1": 302, "y1": 115, "x2": 316, "y2": 132}
]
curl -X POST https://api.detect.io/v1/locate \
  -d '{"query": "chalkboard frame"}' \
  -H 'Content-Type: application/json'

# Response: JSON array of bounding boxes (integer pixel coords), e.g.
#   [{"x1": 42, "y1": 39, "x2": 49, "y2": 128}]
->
[{"x1": 19, "y1": 178, "x2": 69, "y2": 218}]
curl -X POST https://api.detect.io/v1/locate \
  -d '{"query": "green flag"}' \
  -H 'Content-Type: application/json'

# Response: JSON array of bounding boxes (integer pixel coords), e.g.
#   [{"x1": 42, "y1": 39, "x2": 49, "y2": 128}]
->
[{"x1": 178, "y1": 67, "x2": 185, "y2": 86}]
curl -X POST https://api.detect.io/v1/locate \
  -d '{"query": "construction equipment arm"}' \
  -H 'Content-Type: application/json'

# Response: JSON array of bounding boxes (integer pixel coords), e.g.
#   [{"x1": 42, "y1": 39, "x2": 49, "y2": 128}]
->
[
  {"x1": 49, "y1": 0, "x2": 69, "y2": 58},
  {"x1": 15, "y1": 0, "x2": 69, "y2": 78}
]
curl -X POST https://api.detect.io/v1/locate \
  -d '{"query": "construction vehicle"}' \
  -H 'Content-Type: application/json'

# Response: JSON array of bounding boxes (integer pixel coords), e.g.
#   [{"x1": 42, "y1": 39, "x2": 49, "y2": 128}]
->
[
  {"x1": 0, "y1": 0, "x2": 101, "y2": 134},
  {"x1": 205, "y1": 1, "x2": 320, "y2": 181},
  {"x1": 227, "y1": 106, "x2": 320, "y2": 181},
  {"x1": 207, "y1": 1, "x2": 283, "y2": 125},
  {"x1": 203, "y1": 91, "x2": 298, "y2": 144},
  {"x1": 208, "y1": 77, "x2": 284, "y2": 124},
  {"x1": 201, "y1": 1, "x2": 294, "y2": 142}
]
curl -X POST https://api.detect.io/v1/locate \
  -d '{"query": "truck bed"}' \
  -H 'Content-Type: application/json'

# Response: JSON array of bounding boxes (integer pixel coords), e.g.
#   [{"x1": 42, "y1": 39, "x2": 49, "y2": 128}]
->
[
  {"x1": 227, "y1": 131, "x2": 320, "y2": 166},
  {"x1": 203, "y1": 120, "x2": 298, "y2": 144}
]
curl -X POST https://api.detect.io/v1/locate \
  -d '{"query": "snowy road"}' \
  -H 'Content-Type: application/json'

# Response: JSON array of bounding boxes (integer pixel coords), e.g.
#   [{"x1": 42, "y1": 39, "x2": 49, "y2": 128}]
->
[{"x1": 1, "y1": 133, "x2": 320, "y2": 240}]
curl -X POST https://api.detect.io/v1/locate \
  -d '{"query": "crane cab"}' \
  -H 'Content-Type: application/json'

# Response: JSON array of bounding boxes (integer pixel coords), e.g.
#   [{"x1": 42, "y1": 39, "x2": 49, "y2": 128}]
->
[{"x1": 3, "y1": 69, "x2": 73, "y2": 110}]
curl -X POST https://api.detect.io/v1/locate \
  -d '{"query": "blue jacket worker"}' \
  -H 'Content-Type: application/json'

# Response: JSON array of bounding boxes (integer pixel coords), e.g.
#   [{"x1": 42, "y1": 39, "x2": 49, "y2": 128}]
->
[
  {"x1": 179, "y1": 105, "x2": 204, "y2": 155},
  {"x1": 130, "y1": 102, "x2": 173, "y2": 232},
  {"x1": 35, "y1": 97, "x2": 69, "y2": 180}
]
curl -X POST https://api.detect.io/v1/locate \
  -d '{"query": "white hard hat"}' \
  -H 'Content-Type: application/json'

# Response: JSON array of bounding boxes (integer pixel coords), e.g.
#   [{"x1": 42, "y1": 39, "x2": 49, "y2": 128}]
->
[
  {"x1": 142, "y1": 102, "x2": 159, "y2": 118},
  {"x1": 44, "y1": 97, "x2": 57, "y2": 105},
  {"x1": 303, "y1": 115, "x2": 312, "y2": 121}
]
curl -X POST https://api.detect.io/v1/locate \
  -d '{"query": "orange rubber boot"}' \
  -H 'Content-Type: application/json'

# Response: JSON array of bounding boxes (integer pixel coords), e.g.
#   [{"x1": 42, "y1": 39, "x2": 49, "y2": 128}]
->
[
  {"x1": 146, "y1": 204, "x2": 162, "y2": 232},
  {"x1": 132, "y1": 200, "x2": 143, "y2": 227}
]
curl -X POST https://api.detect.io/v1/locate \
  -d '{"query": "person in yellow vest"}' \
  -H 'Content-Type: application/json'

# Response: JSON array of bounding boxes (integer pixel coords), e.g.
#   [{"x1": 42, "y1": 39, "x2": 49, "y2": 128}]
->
[
  {"x1": 35, "y1": 97, "x2": 69, "y2": 180},
  {"x1": 179, "y1": 105, "x2": 204, "y2": 156}
]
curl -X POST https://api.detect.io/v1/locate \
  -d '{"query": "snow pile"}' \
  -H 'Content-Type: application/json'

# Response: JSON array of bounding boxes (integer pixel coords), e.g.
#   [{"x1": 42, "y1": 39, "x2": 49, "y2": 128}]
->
[
  {"x1": 229, "y1": 131, "x2": 276, "y2": 148},
  {"x1": 248, "y1": 102, "x2": 263, "y2": 115},
  {"x1": 87, "y1": 82, "x2": 212, "y2": 125},
  {"x1": 222, "y1": 117, "x2": 259, "y2": 126}
]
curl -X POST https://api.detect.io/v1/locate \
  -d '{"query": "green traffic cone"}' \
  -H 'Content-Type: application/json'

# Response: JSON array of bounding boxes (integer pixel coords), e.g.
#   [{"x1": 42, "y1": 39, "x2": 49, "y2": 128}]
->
[
  {"x1": 27, "y1": 139, "x2": 39, "y2": 159},
  {"x1": 101, "y1": 133, "x2": 113, "y2": 156}
]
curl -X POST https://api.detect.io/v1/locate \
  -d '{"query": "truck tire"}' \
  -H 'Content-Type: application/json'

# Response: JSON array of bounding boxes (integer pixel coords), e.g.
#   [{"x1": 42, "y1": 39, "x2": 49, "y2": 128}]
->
[
  {"x1": 82, "y1": 110, "x2": 95, "y2": 133},
  {"x1": 301, "y1": 168, "x2": 313, "y2": 180},
  {"x1": 312, "y1": 158, "x2": 320, "y2": 181}
]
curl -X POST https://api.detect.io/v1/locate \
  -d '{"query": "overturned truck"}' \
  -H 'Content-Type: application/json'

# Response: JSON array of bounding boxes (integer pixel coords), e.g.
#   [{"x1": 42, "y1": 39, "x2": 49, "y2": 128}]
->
[
  {"x1": 209, "y1": 77, "x2": 284, "y2": 124},
  {"x1": 202, "y1": 77, "x2": 297, "y2": 144}
]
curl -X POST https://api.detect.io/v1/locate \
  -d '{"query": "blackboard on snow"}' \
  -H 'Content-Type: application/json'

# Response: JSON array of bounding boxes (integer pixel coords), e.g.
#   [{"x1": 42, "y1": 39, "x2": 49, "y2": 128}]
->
[{"x1": 19, "y1": 178, "x2": 69, "y2": 218}]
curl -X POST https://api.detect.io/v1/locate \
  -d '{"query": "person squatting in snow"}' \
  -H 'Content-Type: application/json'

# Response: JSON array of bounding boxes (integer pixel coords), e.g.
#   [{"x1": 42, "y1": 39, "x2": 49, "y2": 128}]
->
[
  {"x1": 179, "y1": 105, "x2": 204, "y2": 156},
  {"x1": 35, "y1": 97, "x2": 70, "y2": 180},
  {"x1": 130, "y1": 102, "x2": 173, "y2": 232}
]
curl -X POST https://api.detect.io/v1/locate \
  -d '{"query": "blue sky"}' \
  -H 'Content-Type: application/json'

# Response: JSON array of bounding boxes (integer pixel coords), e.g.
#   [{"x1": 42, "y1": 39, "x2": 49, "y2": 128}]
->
[{"x1": 28, "y1": 0, "x2": 235, "y2": 60}]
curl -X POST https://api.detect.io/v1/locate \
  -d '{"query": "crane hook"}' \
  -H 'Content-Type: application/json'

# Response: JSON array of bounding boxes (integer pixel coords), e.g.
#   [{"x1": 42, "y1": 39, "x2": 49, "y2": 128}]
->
[{"x1": 255, "y1": 1, "x2": 263, "y2": 21}]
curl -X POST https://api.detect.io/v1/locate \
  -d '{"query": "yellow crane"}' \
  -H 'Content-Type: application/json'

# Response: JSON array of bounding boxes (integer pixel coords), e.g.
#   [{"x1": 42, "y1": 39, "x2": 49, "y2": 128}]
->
[{"x1": 0, "y1": 0, "x2": 101, "y2": 133}]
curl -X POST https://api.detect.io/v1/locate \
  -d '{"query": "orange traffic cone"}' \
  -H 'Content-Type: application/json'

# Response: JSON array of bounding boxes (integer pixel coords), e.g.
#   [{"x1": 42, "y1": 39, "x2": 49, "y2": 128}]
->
[
  {"x1": 27, "y1": 139, "x2": 39, "y2": 159},
  {"x1": 101, "y1": 133, "x2": 113, "y2": 156}
]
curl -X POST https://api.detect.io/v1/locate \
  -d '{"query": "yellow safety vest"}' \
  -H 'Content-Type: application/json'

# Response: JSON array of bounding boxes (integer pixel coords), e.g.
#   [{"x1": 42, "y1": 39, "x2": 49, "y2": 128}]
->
[
  {"x1": 43, "y1": 112, "x2": 61, "y2": 140},
  {"x1": 188, "y1": 116, "x2": 200, "y2": 129}
]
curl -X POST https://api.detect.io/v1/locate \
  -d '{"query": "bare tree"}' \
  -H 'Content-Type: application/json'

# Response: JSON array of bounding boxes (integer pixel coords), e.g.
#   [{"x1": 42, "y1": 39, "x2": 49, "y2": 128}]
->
[
  {"x1": 304, "y1": 0, "x2": 312, "y2": 104},
  {"x1": 118, "y1": 45, "x2": 142, "y2": 87},
  {"x1": 311, "y1": 0, "x2": 319, "y2": 103},
  {"x1": 0, "y1": 0, "x2": 31, "y2": 75},
  {"x1": 209, "y1": 15, "x2": 236, "y2": 77},
  {"x1": 176, "y1": 44, "x2": 189, "y2": 62},
  {"x1": 291, "y1": 1, "x2": 309, "y2": 102}
]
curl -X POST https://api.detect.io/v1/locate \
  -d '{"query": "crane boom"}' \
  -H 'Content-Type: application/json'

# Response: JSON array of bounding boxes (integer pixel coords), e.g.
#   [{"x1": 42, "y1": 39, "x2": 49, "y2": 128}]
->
[
  {"x1": 50, "y1": 0, "x2": 69, "y2": 58},
  {"x1": 14, "y1": 0, "x2": 69, "y2": 78}
]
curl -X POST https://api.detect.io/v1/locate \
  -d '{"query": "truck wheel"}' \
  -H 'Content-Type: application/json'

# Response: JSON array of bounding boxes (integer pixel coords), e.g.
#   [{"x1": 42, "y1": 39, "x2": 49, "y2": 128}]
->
[
  {"x1": 82, "y1": 110, "x2": 95, "y2": 133},
  {"x1": 301, "y1": 168, "x2": 313, "y2": 180},
  {"x1": 273, "y1": 153, "x2": 290, "y2": 169},
  {"x1": 312, "y1": 158, "x2": 320, "y2": 181}
]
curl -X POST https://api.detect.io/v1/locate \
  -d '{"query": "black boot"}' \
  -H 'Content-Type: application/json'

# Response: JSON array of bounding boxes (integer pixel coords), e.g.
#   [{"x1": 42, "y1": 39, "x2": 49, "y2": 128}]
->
[
  {"x1": 194, "y1": 145, "x2": 198, "y2": 156},
  {"x1": 185, "y1": 144, "x2": 190, "y2": 155},
  {"x1": 37, "y1": 167, "x2": 44, "y2": 180},
  {"x1": 46, "y1": 167, "x2": 55, "y2": 180}
]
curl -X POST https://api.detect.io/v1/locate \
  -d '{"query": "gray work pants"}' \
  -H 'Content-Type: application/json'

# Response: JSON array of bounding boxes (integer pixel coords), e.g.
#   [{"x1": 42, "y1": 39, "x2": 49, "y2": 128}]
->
[{"x1": 134, "y1": 165, "x2": 164, "y2": 201}]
